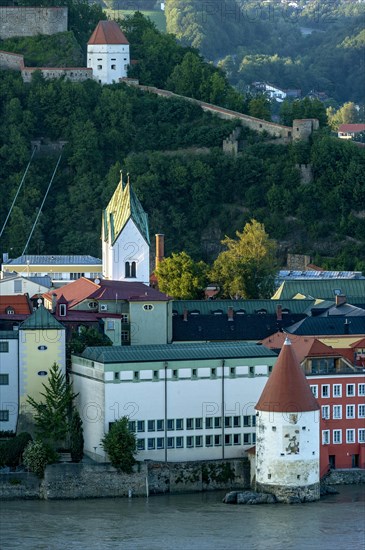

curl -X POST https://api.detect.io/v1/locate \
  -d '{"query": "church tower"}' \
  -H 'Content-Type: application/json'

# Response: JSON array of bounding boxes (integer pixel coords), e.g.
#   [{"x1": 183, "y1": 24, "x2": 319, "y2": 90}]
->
[
  {"x1": 255, "y1": 337, "x2": 320, "y2": 502},
  {"x1": 87, "y1": 20, "x2": 130, "y2": 85},
  {"x1": 102, "y1": 173, "x2": 150, "y2": 284}
]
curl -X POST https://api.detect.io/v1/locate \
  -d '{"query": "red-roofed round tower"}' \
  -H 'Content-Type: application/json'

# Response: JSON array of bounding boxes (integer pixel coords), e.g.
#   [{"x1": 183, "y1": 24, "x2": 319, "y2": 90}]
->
[{"x1": 254, "y1": 337, "x2": 320, "y2": 502}]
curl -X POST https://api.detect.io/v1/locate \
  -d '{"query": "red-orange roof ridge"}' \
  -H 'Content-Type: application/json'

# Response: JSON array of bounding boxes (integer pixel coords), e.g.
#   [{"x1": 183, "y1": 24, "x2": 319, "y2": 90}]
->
[
  {"x1": 88, "y1": 21, "x2": 129, "y2": 45},
  {"x1": 255, "y1": 337, "x2": 320, "y2": 413}
]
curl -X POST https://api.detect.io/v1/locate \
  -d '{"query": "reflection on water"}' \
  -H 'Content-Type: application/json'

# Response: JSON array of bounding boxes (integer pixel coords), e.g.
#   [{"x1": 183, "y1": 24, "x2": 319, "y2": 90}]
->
[{"x1": 0, "y1": 485, "x2": 364, "y2": 550}]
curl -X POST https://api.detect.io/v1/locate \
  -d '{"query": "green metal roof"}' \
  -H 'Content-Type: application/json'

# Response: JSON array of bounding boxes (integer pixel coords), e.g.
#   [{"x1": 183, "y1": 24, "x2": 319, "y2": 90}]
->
[
  {"x1": 273, "y1": 280, "x2": 365, "y2": 301},
  {"x1": 103, "y1": 177, "x2": 149, "y2": 245},
  {"x1": 20, "y1": 305, "x2": 65, "y2": 330},
  {"x1": 172, "y1": 299, "x2": 316, "y2": 315},
  {"x1": 0, "y1": 331, "x2": 19, "y2": 339},
  {"x1": 79, "y1": 342, "x2": 277, "y2": 364}
]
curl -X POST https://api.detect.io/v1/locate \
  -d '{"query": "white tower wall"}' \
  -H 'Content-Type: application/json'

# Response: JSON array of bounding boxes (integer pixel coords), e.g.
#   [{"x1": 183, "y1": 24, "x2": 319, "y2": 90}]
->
[
  {"x1": 103, "y1": 218, "x2": 150, "y2": 284},
  {"x1": 255, "y1": 408, "x2": 320, "y2": 501},
  {"x1": 87, "y1": 43, "x2": 130, "y2": 84}
]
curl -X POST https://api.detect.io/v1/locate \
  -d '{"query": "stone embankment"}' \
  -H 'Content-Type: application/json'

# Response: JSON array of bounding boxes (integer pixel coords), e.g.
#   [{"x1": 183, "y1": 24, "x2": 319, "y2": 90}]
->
[{"x1": 0, "y1": 458, "x2": 250, "y2": 500}]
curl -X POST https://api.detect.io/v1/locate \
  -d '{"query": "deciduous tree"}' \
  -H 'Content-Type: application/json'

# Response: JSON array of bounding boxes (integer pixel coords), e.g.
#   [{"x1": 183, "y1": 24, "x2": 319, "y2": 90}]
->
[
  {"x1": 210, "y1": 219, "x2": 277, "y2": 299},
  {"x1": 156, "y1": 251, "x2": 209, "y2": 299},
  {"x1": 102, "y1": 417, "x2": 136, "y2": 474}
]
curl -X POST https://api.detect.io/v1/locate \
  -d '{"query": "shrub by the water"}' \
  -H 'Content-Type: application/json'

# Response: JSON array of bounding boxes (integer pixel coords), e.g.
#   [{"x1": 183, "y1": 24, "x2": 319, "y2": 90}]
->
[{"x1": 23, "y1": 440, "x2": 58, "y2": 477}]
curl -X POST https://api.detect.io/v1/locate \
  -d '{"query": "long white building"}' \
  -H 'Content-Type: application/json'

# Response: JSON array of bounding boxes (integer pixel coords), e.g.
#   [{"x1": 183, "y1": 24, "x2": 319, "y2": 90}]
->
[{"x1": 71, "y1": 342, "x2": 278, "y2": 461}]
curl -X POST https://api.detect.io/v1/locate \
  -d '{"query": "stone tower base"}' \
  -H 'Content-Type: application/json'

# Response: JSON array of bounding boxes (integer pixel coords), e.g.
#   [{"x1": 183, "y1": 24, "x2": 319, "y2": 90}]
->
[{"x1": 255, "y1": 481, "x2": 320, "y2": 503}]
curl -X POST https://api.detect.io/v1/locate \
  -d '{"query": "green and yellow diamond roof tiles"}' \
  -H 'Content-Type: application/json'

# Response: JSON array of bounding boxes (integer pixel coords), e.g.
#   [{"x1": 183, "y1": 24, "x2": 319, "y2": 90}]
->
[{"x1": 103, "y1": 177, "x2": 149, "y2": 245}]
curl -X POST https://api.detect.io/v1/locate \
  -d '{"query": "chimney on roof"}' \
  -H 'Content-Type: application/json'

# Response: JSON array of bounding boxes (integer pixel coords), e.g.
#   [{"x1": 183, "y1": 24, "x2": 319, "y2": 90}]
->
[
  {"x1": 276, "y1": 304, "x2": 282, "y2": 321},
  {"x1": 227, "y1": 307, "x2": 234, "y2": 321},
  {"x1": 155, "y1": 234, "x2": 165, "y2": 270},
  {"x1": 335, "y1": 294, "x2": 346, "y2": 307},
  {"x1": 344, "y1": 319, "x2": 350, "y2": 335},
  {"x1": 183, "y1": 308, "x2": 188, "y2": 322},
  {"x1": 51, "y1": 293, "x2": 57, "y2": 314}
]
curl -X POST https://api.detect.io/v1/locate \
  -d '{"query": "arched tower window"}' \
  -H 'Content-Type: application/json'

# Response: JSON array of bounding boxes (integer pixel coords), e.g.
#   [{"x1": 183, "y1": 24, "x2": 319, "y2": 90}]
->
[{"x1": 125, "y1": 261, "x2": 136, "y2": 278}]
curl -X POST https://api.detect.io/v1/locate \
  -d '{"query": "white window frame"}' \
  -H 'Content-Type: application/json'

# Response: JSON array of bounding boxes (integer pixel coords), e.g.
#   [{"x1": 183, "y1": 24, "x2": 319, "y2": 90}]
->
[
  {"x1": 321, "y1": 405, "x2": 330, "y2": 420},
  {"x1": 321, "y1": 384, "x2": 330, "y2": 398},
  {"x1": 346, "y1": 429, "x2": 355, "y2": 444},
  {"x1": 333, "y1": 384, "x2": 342, "y2": 398},
  {"x1": 358, "y1": 429, "x2": 365, "y2": 443},
  {"x1": 333, "y1": 405, "x2": 342, "y2": 419},
  {"x1": 322, "y1": 430, "x2": 330, "y2": 445},
  {"x1": 346, "y1": 384, "x2": 355, "y2": 397},
  {"x1": 310, "y1": 385, "x2": 318, "y2": 398},
  {"x1": 333, "y1": 429, "x2": 342, "y2": 444},
  {"x1": 346, "y1": 404, "x2": 355, "y2": 419},
  {"x1": 358, "y1": 404, "x2": 365, "y2": 418},
  {"x1": 358, "y1": 384, "x2": 365, "y2": 397}
]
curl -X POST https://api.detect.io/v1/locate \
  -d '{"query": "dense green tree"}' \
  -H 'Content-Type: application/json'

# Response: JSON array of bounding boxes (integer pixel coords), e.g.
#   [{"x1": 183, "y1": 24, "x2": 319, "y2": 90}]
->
[
  {"x1": 210, "y1": 220, "x2": 277, "y2": 299},
  {"x1": 68, "y1": 327, "x2": 112, "y2": 356},
  {"x1": 26, "y1": 363, "x2": 78, "y2": 449},
  {"x1": 248, "y1": 96, "x2": 271, "y2": 121},
  {"x1": 102, "y1": 417, "x2": 137, "y2": 473},
  {"x1": 156, "y1": 251, "x2": 209, "y2": 299}
]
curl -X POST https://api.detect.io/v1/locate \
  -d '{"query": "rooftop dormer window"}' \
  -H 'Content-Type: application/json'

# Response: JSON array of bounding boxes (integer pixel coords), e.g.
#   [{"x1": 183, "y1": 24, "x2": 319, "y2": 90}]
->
[{"x1": 6, "y1": 307, "x2": 14, "y2": 315}]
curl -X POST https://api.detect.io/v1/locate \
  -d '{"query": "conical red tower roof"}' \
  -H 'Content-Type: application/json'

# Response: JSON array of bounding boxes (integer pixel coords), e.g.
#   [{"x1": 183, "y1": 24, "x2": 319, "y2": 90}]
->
[
  {"x1": 88, "y1": 21, "x2": 129, "y2": 45},
  {"x1": 255, "y1": 338, "x2": 319, "y2": 413}
]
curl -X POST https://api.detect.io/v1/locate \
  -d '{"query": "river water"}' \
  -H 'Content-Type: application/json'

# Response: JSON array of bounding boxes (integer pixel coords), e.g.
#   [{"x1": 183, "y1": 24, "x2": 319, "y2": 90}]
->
[{"x1": 1, "y1": 485, "x2": 364, "y2": 550}]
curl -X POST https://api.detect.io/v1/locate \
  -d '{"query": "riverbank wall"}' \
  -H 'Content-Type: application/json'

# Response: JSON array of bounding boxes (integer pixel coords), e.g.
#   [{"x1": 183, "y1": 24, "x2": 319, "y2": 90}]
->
[
  {"x1": 0, "y1": 458, "x2": 250, "y2": 500},
  {"x1": 322, "y1": 469, "x2": 365, "y2": 486}
]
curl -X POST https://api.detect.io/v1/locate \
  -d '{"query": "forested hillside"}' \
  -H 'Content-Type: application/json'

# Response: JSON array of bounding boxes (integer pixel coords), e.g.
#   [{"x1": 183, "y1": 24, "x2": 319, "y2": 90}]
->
[
  {"x1": 0, "y1": 10, "x2": 364, "y2": 271},
  {"x1": 166, "y1": 0, "x2": 365, "y2": 104}
]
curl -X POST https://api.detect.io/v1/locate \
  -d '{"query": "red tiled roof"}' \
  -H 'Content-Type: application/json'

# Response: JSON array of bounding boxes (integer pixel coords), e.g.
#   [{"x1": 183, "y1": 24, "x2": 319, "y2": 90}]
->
[
  {"x1": 0, "y1": 295, "x2": 31, "y2": 315},
  {"x1": 88, "y1": 21, "x2": 129, "y2": 45},
  {"x1": 43, "y1": 278, "x2": 100, "y2": 308},
  {"x1": 350, "y1": 337, "x2": 365, "y2": 348},
  {"x1": 338, "y1": 124, "x2": 365, "y2": 133},
  {"x1": 261, "y1": 332, "x2": 341, "y2": 362},
  {"x1": 255, "y1": 338, "x2": 320, "y2": 412}
]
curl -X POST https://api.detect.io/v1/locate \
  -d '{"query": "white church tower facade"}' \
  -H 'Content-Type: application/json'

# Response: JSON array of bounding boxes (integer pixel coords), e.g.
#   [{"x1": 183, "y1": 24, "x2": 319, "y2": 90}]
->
[
  {"x1": 255, "y1": 338, "x2": 320, "y2": 503},
  {"x1": 102, "y1": 173, "x2": 150, "y2": 284},
  {"x1": 87, "y1": 21, "x2": 130, "y2": 85}
]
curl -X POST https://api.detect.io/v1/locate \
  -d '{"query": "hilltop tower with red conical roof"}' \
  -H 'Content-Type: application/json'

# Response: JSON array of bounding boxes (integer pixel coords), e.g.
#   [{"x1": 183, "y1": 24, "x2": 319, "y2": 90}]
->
[
  {"x1": 255, "y1": 337, "x2": 320, "y2": 502},
  {"x1": 87, "y1": 21, "x2": 130, "y2": 85}
]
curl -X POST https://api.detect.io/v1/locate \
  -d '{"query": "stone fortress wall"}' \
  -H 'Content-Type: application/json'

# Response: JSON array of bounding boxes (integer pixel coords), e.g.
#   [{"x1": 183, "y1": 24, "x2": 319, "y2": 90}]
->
[
  {"x1": 0, "y1": 7, "x2": 90, "y2": 83},
  {"x1": 135, "y1": 84, "x2": 319, "y2": 142},
  {"x1": 0, "y1": 8, "x2": 318, "y2": 140},
  {"x1": 0, "y1": 6, "x2": 67, "y2": 39},
  {"x1": 22, "y1": 67, "x2": 92, "y2": 83}
]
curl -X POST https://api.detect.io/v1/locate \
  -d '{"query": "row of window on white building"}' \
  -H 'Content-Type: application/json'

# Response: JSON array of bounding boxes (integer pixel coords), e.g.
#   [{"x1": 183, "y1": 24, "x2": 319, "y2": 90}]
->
[
  {"x1": 136, "y1": 432, "x2": 257, "y2": 451},
  {"x1": 126, "y1": 415, "x2": 257, "y2": 433}
]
